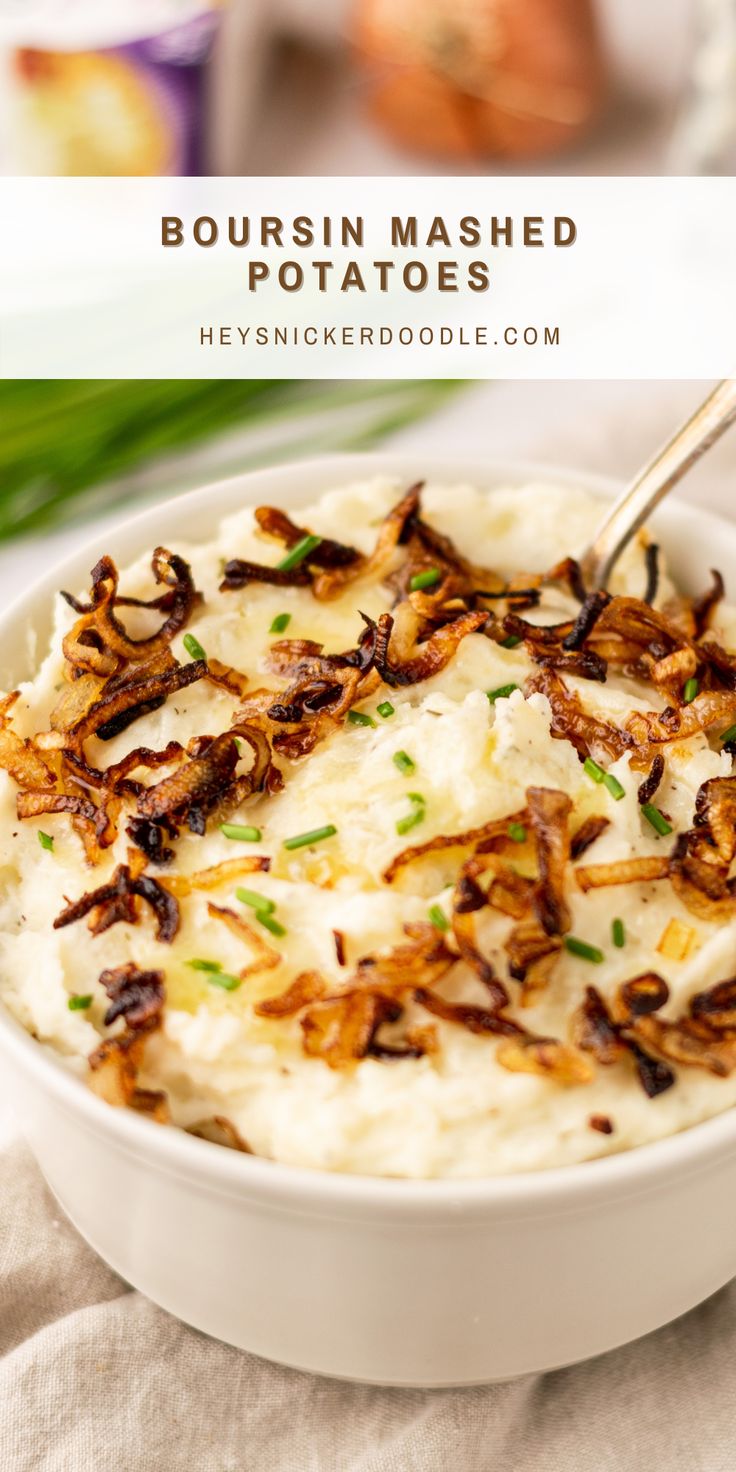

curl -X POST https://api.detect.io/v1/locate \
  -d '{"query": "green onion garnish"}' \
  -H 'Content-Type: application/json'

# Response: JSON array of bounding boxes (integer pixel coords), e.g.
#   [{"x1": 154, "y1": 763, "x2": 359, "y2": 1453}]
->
[
  {"x1": 68, "y1": 994, "x2": 92, "y2": 1010},
  {"x1": 348, "y1": 710, "x2": 376, "y2": 728},
  {"x1": 220, "y1": 823, "x2": 262, "y2": 842},
  {"x1": 603, "y1": 773, "x2": 626, "y2": 801},
  {"x1": 235, "y1": 888, "x2": 275, "y2": 915},
  {"x1": 186, "y1": 958, "x2": 242, "y2": 989},
  {"x1": 38, "y1": 831, "x2": 54, "y2": 852},
  {"x1": 277, "y1": 534, "x2": 321, "y2": 571},
  {"x1": 283, "y1": 824, "x2": 337, "y2": 851},
  {"x1": 207, "y1": 971, "x2": 242, "y2": 991},
  {"x1": 256, "y1": 913, "x2": 287, "y2": 938},
  {"x1": 612, "y1": 918, "x2": 626, "y2": 949},
  {"x1": 393, "y1": 750, "x2": 415, "y2": 775},
  {"x1": 487, "y1": 683, "x2": 519, "y2": 704},
  {"x1": 564, "y1": 936, "x2": 604, "y2": 964},
  {"x1": 377, "y1": 701, "x2": 395, "y2": 719},
  {"x1": 502, "y1": 634, "x2": 522, "y2": 649},
  {"x1": 584, "y1": 757, "x2": 605, "y2": 784},
  {"x1": 641, "y1": 803, "x2": 673, "y2": 837},
  {"x1": 683, "y1": 677, "x2": 699, "y2": 704},
  {"x1": 508, "y1": 822, "x2": 527, "y2": 843},
  {"x1": 721, "y1": 723, "x2": 736, "y2": 746},
  {"x1": 270, "y1": 612, "x2": 291, "y2": 635},
  {"x1": 428, "y1": 903, "x2": 449, "y2": 932},
  {"x1": 396, "y1": 806, "x2": 425, "y2": 836},
  {"x1": 407, "y1": 792, "x2": 426, "y2": 806},
  {"x1": 183, "y1": 632, "x2": 207, "y2": 661},
  {"x1": 409, "y1": 567, "x2": 441, "y2": 592}
]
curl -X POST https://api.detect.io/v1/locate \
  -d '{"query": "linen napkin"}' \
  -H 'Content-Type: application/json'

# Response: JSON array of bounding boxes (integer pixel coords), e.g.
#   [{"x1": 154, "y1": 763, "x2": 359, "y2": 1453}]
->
[{"x1": 1, "y1": 1138, "x2": 735, "y2": 1472}]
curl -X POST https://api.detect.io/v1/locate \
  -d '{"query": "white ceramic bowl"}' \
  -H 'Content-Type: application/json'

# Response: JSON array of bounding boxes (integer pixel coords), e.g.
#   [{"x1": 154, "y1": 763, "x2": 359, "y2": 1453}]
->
[{"x1": 2, "y1": 453, "x2": 736, "y2": 1388}]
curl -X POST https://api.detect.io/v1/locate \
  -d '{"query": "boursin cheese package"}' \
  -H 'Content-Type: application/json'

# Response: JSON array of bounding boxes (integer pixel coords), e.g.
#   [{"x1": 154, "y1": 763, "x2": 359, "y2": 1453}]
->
[{"x1": 0, "y1": 0, "x2": 225, "y2": 174}]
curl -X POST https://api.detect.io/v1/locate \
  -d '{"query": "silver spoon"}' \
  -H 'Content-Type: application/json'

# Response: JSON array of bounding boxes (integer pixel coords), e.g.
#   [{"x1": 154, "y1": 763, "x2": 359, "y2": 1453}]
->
[{"x1": 580, "y1": 378, "x2": 736, "y2": 592}]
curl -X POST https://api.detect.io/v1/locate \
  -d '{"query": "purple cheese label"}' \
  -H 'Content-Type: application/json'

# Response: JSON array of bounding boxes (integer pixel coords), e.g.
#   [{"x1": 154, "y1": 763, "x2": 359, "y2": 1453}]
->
[
  {"x1": 117, "y1": 15, "x2": 221, "y2": 174},
  {"x1": 10, "y1": 10, "x2": 222, "y2": 175}
]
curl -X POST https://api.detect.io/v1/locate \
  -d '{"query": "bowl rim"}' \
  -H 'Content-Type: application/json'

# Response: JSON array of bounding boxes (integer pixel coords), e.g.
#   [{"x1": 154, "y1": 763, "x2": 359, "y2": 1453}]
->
[{"x1": 2, "y1": 448, "x2": 736, "y2": 1217}]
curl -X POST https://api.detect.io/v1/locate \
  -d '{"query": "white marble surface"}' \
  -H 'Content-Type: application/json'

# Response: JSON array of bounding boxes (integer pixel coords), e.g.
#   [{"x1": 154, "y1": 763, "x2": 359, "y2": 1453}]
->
[{"x1": 1, "y1": 375, "x2": 735, "y2": 1145}]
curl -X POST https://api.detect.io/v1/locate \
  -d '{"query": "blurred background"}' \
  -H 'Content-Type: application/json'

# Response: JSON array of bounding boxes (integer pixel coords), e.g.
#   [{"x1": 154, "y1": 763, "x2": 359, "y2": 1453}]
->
[
  {"x1": 0, "y1": 0, "x2": 734, "y2": 177},
  {"x1": 1, "y1": 378, "x2": 735, "y2": 618}
]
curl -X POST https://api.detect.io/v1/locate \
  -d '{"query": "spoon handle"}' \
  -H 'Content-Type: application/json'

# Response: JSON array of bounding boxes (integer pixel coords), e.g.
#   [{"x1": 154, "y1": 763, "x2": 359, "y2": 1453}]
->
[{"x1": 581, "y1": 378, "x2": 736, "y2": 591}]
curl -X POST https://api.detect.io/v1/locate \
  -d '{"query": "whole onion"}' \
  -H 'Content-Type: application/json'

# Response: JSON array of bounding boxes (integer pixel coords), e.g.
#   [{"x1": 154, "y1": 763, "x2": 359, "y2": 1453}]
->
[{"x1": 353, "y1": 0, "x2": 607, "y2": 160}]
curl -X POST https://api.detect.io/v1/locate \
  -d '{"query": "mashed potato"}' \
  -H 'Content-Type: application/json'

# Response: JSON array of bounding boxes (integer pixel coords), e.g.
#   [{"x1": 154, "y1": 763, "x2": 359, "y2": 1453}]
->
[{"x1": 2, "y1": 477, "x2": 736, "y2": 1178}]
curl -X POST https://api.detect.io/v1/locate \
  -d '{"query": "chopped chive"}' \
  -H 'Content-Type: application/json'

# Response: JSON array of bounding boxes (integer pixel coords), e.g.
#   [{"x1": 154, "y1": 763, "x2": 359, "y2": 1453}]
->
[
  {"x1": 564, "y1": 936, "x2": 605, "y2": 964},
  {"x1": 428, "y1": 903, "x2": 449, "y2": 932},
  {"x1": 277, "y1": 534, "x2": 321, "y2": 571},
  {"x1": 187, "y1": 958, "x2": 225, "y2": 973},
  {"x1": 502, "y1": 634, "x2": 523, "y2": 649},
  {"x1": 68, "y1": 994, "x2": 92, "y2": 1011},
  {"x1": 683, "y1": 677, "x2": 699, "y2": 704},
  {"x1": 612, "y1": 918, "x2": 626, "y2": 949},
  {"x1": 38, "y1": 831, "x2": 54, "y2": 852},
  {"x1": 603, "y1": 773, "x2": 626, "y2": 801},
  {"x1": 235, "y1": 887, "x2": 275, "y2": 915},
  {"x1": 508, "y1": 822, "x2": 527, "y2": 843},
  {"x1": 183, "y1": 632, "x2": 207, "y2": 661},
  {"x1": 377, "y1": 701, "x2": 395, "y2": 719},
  {"x1": 257, "y1": 913, "x2": 287, "y2": 938},
  {"x1": 220, "y1": 823, "x2": 262, "y2": 842},
  {"x1": 409, "y1": 567, "x2": 441, "y2": 592},
  {"x1": 283, "y1": 824, "x2": 337, "y2": 851},
  {"x1": 207, "y1": 971, "x2": 242, "y2": 991},
  {"x1": 487, "y1": 683, "x2": 519, "y2": 704},
  {"x1": 641, "y1": 803, "x2": 673, "y2": 837},
  {"x1": 393, "y1": 750, "x2": 415, "y2": 775},
  {"x1": 720, "y1": 723, "x2": 736, "y2": 746},
  {"x1": 348, "y1": 709, "x2": 376, "y2": 728},
  {"x1": 396, "y1": 806, "x2": 425, "y2": 836},
  {"x1": 406, "y1": 792, "x2": 426, "y2": 806},
  {"x1": 270, "y1": 612, "x2": 291, "y2": 635},
  {"x1": 583, "y1": 756, "x2": 605, "y2": 784}
]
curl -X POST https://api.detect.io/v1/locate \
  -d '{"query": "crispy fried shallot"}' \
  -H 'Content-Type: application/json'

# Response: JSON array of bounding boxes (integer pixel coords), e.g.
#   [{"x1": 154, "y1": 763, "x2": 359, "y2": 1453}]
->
[
  {"x1": 0, "y1": 725, "x2": 55, "y2": 789},
  {"x1": 383, "y1": 808, "x2": 530, "y2": 884},
  {"x1": 575, "y1": 856, "x2": 670, "y2": 892},
  {"x1": 495, "y1": 1035, "x2": 594, "y2": 1084},
  {"x1": 570, "y1": 815, "x2": 610, "y2": 859},
  {"x1": 137, "y1": 725, "x2": 273, "y2": 832},
  {"x1": 88, "y1": 1031, "x2": 168, "y2": 1119},
  {"x1": 186, "y1": 1116, "x2": 252, "y2": 1151},
  {"x1": 627, "y1": 689, "x2": 736, "y2": 748},
  {"x1": 206, "y1": 902, "x2": 281, "y2": 979},
  {"x1": 254, "y1": 506, "x2": 360, "y2": 568},
  {"x1": 53, "y1": 656, "x2": 206, "y2": 745},
  {"x1": 413, "y1": 987, "x2": 522, "y2": 1038},
  {"x1": 164, "y1": 856, "x2": 270, "y2": 897},
  {"x1": 505, "y1": 919, "x2": 563, "y2": 998},
  {"x1": 572, "y1": 985, "x2": 675, "y2": 1097},
  {"x1": 301, "y1": 990, "x2": 401, "y2": 1068},
  {"x1": 643, "y1": 543, "x2": 660, "y2": 605},
  {"x1": 526, "y1": 669, "x2": 634, "y2": 763},
  {"x1": 527, "y1": 787, "x2": 572, "y2": 936},
  {"x1": 637, "y1": 755, "x2": 665, "y2": 807},
  {"x1": 54, "y1": 863, "x2": 180, "y2": 942},
  {"x1": 370, "y1": 609, "x2": 488, "y2": 688},
  {"x1": 97, "y1": 962, "x2": 165, "y2": 1030},
  {"x1": 62, "y1": 549, "x2": 199, "y2": 673},
  {"x1": 255, "y1": 971, "x2": 326, "y2": 1017}
]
